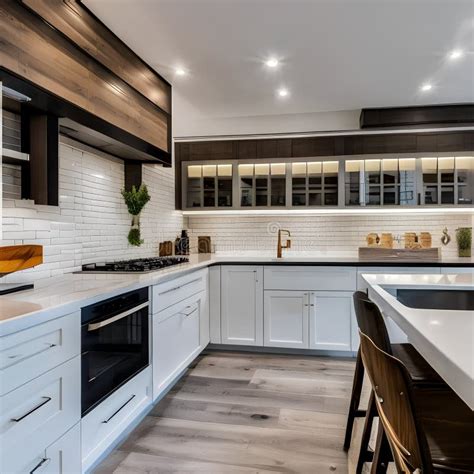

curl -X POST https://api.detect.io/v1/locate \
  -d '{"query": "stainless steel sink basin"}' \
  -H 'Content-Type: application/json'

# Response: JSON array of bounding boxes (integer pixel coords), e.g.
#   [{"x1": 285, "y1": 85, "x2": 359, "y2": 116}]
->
[{"x1": 396, "y1": 289, "x2": 474, "y2": 311}]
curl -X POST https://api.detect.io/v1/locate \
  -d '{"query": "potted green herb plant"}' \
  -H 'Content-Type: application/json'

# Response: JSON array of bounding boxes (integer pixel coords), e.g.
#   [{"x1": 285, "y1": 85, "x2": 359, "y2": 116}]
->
[
  {"x1": 456, "y1": 227, "x2": 472, "y2": 257},
  {"x1": 121, "y1": 184, "x2": 151, "y2": 246}
]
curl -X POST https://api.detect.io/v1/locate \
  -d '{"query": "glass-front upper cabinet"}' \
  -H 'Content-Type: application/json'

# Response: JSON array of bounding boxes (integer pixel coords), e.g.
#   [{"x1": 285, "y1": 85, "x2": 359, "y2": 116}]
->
[
  {"x1": 291, "y1": 161, "x2": 339, "y2": 207},
  {"x1": 185, "y1": 163, "x2": 233, "y2": 208},
  {"x1": 183, "y1": 154, "x2": 473, "y2": 210},
  {"x1": 422, "y1": 156, "x2": 473, "y2": 205},
  {"x1": 346, "y1": 158, "x2": 417, "y2": 206},
  {"x1": 456, "y1": 156, "x2": 474, "y2": 205},
  {"x1": 238, "y1": 163, "x2": 287, "y2": 207}
]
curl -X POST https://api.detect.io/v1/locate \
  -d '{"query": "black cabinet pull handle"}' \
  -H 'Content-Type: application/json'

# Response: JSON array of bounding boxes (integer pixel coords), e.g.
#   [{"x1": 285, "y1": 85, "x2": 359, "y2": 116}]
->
[
  {"x1": 11, "y1": 396, "x2": 52, "y2": 423},
  {"x1": 102, "y1": 394, "x2": 136, "y2": 424},
  {"x1": 30, "y1": 457, "x2": 50, "y2": 473}
]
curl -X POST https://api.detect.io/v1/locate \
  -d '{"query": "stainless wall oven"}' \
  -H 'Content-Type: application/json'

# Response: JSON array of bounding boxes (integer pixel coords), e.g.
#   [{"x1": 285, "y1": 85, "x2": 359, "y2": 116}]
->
[{"x1": 81, "y1": 287, "x2": 149, "y2": 416}]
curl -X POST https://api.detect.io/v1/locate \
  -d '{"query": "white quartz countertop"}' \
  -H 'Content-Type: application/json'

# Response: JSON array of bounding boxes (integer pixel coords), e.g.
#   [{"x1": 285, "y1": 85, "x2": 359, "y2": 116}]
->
[
  {"x1": 363, "y1": 273, "x2": 474, "y2": 410},
  {"x1": 0, "y1": 252, "x2": 472, "y2": 336}
]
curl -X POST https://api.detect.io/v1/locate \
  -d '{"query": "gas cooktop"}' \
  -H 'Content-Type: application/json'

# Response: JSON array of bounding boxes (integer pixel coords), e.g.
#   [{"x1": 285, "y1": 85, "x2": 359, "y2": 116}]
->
[{"x1": 81, "y1": 256, "x2": 189, "y2": 273}]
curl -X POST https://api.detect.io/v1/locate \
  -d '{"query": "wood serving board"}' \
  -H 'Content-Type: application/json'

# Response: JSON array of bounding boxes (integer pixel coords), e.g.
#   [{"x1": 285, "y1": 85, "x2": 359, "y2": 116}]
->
[
  {"x1": 358, "y1": 247, "x2": 440, "y2": 261},
  {"x1": 0, "y1": 245, "x2": 43, "y2": 275}
]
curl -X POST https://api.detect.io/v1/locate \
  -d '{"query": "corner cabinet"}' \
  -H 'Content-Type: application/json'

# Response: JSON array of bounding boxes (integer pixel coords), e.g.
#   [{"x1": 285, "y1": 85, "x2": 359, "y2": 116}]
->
[
  {"x1": 181, "y1": 154, "x2": 473, "y2": 211},
  {"x1": 221, "y1": 266, "x2": 263, "y2": 345}
]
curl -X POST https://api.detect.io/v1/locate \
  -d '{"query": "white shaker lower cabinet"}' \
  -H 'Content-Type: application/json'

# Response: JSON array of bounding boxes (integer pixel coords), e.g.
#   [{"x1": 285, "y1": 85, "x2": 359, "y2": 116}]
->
[
  {"x1": 264, "y1": 291, "x2": 309, "y2": 348},
  {"x1": 221, "y1": 266, "x2": 263, "y2": 346},
  {"x1": 153, "y1": 292, "x2": 204, "y2": 398},
  {"x1": 309, "y1": 291, "x2": 353, "y2": 351}
]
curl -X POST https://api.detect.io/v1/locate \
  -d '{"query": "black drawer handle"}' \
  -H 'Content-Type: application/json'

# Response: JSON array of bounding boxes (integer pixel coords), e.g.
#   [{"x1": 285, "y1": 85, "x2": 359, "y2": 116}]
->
[
  {"x1": 30, "y1": 457, "x2": 50, "y2": 473},
  {"x1": 102, "y1": 394, "x2": 136, "y2": 424},
  {"x1": 11, "y1": 396, "x2": 52, "y2": 423}
]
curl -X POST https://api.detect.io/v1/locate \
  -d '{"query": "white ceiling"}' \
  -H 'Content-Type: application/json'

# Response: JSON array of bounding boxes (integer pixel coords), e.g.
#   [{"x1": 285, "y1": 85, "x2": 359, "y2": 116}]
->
[{"x1": 85, "y1": 0, "x2": 474, "y2": 118}]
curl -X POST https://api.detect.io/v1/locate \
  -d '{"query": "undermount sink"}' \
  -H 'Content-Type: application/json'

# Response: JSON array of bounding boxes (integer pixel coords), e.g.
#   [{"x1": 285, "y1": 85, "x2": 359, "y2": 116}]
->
[{"x1": 396, "y1": 289, "x2": 474, "y2": 311}]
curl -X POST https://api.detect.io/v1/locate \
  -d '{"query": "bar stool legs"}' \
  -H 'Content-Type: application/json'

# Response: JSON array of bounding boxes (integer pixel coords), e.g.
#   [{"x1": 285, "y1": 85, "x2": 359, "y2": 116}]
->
[
  {"x1": 370, "y1": 424, "x2": 391, "y2": 474},
  {"x1": 356, "y1": 392, "x2": 376, "y2": 473},
  {"x1": 344, "y1": 348, "x2": 366, "y2": 450}
]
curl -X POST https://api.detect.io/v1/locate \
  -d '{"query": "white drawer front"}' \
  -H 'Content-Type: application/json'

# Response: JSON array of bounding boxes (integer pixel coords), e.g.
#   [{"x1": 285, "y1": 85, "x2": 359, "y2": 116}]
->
[
  {"x1": 17, "y1": 423, "x2": 81, "y2": 474},
  {"x1": 81, "y1": 367, "x2": 152, "y2": 471},
  {"x1": 43, "y1": 423, "x2": 81, "y2": 474},
  {"x1": 0, "y1": 313, "x2": 80, "y2": 395},
  {"x1": 0, "y1": 356, "x2": 80, "y2": 473},
  {"x1": 264, "y1": 266, "x2": 357, "y2": 291},
  {"x1": 153, "y1": 293, "x2": 202, "y2": 398},
  {"x1": 152, "y1": 269, "x2": 207, "y2": 314}
]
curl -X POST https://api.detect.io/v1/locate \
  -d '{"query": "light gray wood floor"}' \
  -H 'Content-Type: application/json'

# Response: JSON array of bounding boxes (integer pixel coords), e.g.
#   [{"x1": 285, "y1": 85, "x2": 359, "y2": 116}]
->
[{"x1": 95, "y1": 350, "x2": 370, "y2": 473}]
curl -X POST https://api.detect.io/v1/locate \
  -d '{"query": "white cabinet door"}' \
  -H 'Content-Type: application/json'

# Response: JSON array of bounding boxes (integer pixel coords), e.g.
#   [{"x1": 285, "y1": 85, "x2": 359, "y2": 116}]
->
[
  {"x1": 264, "y1": 291, "x2": 309, "y2": 349},
  {"x1": 309, "y1": 291, "x2": 352, "y2": 351},
  {"x1": 153, "y1": 293, "x2": 203, "y2": 398},
  {"x1": 221, "y1": 266, "x2": 263, "y2": 346}
]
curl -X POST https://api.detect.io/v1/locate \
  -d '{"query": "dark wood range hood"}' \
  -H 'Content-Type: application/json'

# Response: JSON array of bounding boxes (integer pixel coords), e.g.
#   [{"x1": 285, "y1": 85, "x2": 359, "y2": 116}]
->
[{"x1": 0, "y1": 0, "x2": 172, "y2": 166}]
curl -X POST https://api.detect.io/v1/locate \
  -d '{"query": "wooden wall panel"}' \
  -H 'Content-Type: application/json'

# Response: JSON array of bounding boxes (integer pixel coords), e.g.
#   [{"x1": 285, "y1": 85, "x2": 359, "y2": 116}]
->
[
  {"x1": 22, "y1": 0, "x2": 171, "y2": 114},
  {"x1": 0, "y1": 0, "x2": 169, "y2": 153}
]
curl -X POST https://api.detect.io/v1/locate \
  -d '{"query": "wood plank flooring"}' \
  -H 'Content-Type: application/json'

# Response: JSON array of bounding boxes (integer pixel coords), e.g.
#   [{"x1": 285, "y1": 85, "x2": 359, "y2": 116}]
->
[{"x1": 95, "y1": 350, "x2": 365, "y2": 474}]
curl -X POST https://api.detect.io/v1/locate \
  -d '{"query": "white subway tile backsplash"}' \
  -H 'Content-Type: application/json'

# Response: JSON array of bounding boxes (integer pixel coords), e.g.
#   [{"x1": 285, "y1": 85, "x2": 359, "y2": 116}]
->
[{"x1": 1, "y1": 140, "x2": 184, "y2": 282}]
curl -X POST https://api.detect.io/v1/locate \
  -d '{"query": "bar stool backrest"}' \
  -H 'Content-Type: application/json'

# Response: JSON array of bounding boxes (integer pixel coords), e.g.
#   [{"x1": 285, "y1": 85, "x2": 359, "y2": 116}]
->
[
  {"x1": 353, "y1": 291, "x2": 392, "y2": 355},
  {"x1": 359, "y1": 331, "x2": 433, "y2": 474}
]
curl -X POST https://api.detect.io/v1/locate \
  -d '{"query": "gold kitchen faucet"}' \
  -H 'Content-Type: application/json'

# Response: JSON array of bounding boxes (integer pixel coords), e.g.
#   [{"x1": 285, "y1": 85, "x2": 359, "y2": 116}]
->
[{"x1": 277, "y1": 229, "x2": 291, "y2": 258}]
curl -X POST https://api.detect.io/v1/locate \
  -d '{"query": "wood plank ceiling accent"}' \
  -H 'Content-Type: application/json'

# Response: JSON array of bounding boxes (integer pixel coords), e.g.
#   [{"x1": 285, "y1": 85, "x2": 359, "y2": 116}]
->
[{"x1": 0, "y1": 0, "x2": 171, "y2": 155}]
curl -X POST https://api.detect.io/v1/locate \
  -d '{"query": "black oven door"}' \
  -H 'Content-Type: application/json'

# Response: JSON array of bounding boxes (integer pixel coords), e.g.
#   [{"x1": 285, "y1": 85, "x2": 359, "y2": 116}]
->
[{"x1": 81, "y1": 288, "x2": 149, "y2": 416}]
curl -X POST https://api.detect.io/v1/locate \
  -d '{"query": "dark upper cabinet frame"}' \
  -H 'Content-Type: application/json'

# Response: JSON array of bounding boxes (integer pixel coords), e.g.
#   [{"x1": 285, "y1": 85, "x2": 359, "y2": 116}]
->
[{"x1": 175, "y1": 131, "x2": 474, "y2": 209}]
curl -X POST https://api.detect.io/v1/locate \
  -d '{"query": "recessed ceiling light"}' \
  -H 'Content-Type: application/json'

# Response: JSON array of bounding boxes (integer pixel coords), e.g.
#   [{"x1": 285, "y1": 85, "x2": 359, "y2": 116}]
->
[
  {"x1": 175, "y1": 68, "x2": 186, "y2": 76},
  {"x1": 278, "y1": 88, "x2": 289, "y2": 97},
  {"x1": 266, "y1": 58, "x2": 279, "y2": 68},
  {"x1": 449, "y1": 49, "x2": 463, "y2": 60},
  {"x1": 421, "y1": 83, "x2": 432, "y2": 92}
]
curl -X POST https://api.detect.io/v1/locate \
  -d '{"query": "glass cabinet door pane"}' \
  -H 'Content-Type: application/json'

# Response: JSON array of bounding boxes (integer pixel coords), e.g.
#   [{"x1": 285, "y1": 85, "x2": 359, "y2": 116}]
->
[
  {"x1": 424, "y1": 186, "x2": 438, "y2": 204},
  {"x1": 324, "y1": 189, "x2": 338, "y2": 205},
  {"x1": 187, "y1": 165, "x2": 202, "y2": 207},
  {"x1": 271, "y1": 177, "x2": 286, "y2": 206},
  {"x1": 203, "y1": 177, "x2": 216, "y2": 206},
  {"x1": 439, "y1": 157, "x2": 454, "y2": 183},
  {"x1": 399, "y1": 159, "x2": 416, "y2": 205},
  {"x1": 187, "y1": 188, "x2": 201, "y2": 208},
  {"x1": 239, "y1": 164, "x2": 254, "y2": 207},
  {"x1": 345, "y1": 161, "x2": 362, "y2": 206},
  {"x1": 365, "y1": 160, "x2": 381, "y2": 184},
  {"x1": 366, "y1": 186, "x2": 381, "y2": 205},
  {"x1": 217, "y1": 178, "x2": 232, "y2": 207},
  {"x1": 458, "y1": 185, "x2": 473, "y2": 205},
  {"x1": 292, "y1": 174, "x2": 306, "y2": 206},
  {"x1": 440, "y1": 186, "x2": 454, "y2": 204},
  {"x1": 240, "y1": 177, "x2": 253, "y2": 207},
  {"x1": 255, "y1": 178, "x2": 268, "y2": 206}
]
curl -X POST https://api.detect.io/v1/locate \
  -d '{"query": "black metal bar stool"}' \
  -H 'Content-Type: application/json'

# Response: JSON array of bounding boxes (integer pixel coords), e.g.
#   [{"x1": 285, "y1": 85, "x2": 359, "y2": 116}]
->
[
  {"x1": 360, "y1": 331, "x2": 474, "y2": 473},
  {"x1": 345, "y1": 291, "x2": 446, "y2": 473}
]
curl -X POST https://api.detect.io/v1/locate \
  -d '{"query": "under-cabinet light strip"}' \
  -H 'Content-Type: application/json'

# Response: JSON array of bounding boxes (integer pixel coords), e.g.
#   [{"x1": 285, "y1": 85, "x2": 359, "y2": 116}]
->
[{"x1": 183, "y1": 208, "x2": 474, "y2": 217}]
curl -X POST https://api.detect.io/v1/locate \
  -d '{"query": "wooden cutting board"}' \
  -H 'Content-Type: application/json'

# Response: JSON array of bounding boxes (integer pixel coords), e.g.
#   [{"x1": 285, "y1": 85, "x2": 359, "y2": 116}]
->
[
  {"x1": 0, "y1": 245, "x2": 43, "y2": 275},
  {"x1": 359, "y1": 247, "x2": 440, "y2": 261}
]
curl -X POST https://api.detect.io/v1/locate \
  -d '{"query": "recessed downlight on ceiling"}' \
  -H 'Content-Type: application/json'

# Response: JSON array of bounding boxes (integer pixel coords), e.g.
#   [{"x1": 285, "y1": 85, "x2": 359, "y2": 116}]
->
[
  {"x1": 278, "y1": 88, "x2": 289, "y2": 97},
  {"x1": 421, "y1": 83, "x2": 432, "y2": 92},
  {"x1": 175, "y1": 68, "x2": 186, "y2": 76},
  {"x1": 266, "y1": 57, "x2": 279, "y2": 68},
  {"x1": 449, "y1": 49, "x2": 463, "y2": 60}
]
